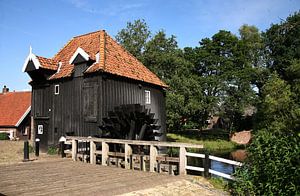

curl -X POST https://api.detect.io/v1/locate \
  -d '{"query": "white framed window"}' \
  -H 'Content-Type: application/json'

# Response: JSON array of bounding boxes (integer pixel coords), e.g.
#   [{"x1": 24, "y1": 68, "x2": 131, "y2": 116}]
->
[
  {"x1": 145, "y1": 90, "x2": 151, "y2": 104},
  {"x1": 54, "y1": 85, "x2": 59, "y2": 95}
]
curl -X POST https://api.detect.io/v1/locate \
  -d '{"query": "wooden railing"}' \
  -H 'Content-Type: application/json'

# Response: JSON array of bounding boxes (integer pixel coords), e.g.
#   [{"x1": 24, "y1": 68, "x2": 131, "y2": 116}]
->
[{"x1": 61, "y1": 136, "x2": 242, "y2": 180}]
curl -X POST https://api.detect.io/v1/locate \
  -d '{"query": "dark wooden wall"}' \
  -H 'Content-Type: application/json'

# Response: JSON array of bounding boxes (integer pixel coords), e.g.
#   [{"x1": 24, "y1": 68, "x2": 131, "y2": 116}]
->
[{"x1": 32, "y1": 70, "x2": 166, "y2": 148}]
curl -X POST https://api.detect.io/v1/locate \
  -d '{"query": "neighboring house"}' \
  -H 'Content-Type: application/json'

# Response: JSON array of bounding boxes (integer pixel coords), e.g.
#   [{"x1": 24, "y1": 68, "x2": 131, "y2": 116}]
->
[
  {"x1": 206, "y1": 116, "x2": 227, "y2": 130},
  {"x1": 0, "y1": 86, "x2": 31, "y2": 140},
  {"x1": 23, "y1": 30, "x2": 167, "y2": 151}
]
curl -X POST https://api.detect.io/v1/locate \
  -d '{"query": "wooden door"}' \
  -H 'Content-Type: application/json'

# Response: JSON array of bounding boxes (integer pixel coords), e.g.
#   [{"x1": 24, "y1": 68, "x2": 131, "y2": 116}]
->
[{"x1": 35, "y1": 120, "x2": 49, "y2": 152}]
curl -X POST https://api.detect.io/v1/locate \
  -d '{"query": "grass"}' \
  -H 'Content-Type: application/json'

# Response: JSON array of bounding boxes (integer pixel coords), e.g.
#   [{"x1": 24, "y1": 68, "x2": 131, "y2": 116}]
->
[
  {"x1": 209, "y1": 177, "x2": 228, "y2": 191},
  {"x1": 167, "y1": 133, "x2": 240, "y2": 153}
]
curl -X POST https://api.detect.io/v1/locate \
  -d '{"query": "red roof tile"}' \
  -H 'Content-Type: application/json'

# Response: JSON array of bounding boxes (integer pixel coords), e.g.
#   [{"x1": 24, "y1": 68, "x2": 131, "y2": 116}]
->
[
  {"x1": 36, "y1": 56, "x2": 58, "y2": 70},
  {"x1": 0, "y1": 92, "x2": 31, "y2": 127},
  {"x1": 47, "y1": 30, "x2": 167, "y2": 87}
]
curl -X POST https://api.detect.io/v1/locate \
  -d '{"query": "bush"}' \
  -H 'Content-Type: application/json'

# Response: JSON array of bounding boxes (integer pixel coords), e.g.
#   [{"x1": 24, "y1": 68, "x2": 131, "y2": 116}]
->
[
  {"x1": 47, "y1": 146, "x2": 58, "y2": 155},
  {"x1": 0, "y1": 133, "x2": 9, "y2": 140},
  {"x1": 230, "y1": 130, "x2": 300, "y2": 195}
]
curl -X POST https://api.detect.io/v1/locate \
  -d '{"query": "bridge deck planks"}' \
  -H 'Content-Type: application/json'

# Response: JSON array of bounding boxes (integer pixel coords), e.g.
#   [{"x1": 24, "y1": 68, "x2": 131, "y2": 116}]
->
[{"x1": 0, "y1": 159, "x2": 183, "y2": 196}]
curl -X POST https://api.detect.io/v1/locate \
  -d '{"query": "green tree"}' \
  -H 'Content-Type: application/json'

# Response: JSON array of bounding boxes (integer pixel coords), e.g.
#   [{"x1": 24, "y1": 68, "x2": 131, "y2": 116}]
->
[
  {"x1": 115, "y1": 19, "x2": 150, "y2": 61},
  {"x1": 143, "y1": 30, "x2": 179, "y2": 79},
  {"x1": 265, "y1": 11, "x2": 300, "y2": 81},
  {"x1": 231, "y1": 75, "x2": 300, "y2": 195},
  {"x1": 231, "y1": 12, "x2": 300, "y2": 195},
  {"x1": 184, "y1": 30, "x2": 257, "y2": 130}
]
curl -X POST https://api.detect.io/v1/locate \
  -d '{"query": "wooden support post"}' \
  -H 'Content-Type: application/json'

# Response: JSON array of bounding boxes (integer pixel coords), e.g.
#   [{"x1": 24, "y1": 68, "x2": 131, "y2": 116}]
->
[
  {"x1": 72, "y1": 139, "x2": 78, "y2": 161},
  {"x1": 204, "y1": 153, "x2": 211, "y2": 178},
  {"x1": 130, "y1": 155, "x2": 133, "y2": 170},
  {"x1": 140, "y1": 155, "x2": 146, "y2": 171},
  {"x1": 169, "y1": 163, "x2": 174, "y2": 175},
  {"x1": 90, "y1": 141, "x2": 96, "y2": 164},
  {"x1": 125, "y1": 143, "x2": 132, "y2": 169},
  {"x1": 179, "y1": 147, "x2": 187, "y2": 175},
  {"x1": 150, "y1": 145, "x2": 157, "y2": 172},
  {"x1": 101, "y1": 141, "x2": 109, "y2": 166}
]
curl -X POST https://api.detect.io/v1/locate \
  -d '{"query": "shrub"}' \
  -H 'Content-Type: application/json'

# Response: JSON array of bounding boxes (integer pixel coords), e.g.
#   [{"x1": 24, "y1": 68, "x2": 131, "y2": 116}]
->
[
  {"x1": 0, "y1": 133, "x2": 9, "y2": 140},
  {"x1": 230, "y1": 130, "x2": 300, "y2": 195},
  {"x1": 47, "y1": 146, "x2": 58, "y2": 155}
]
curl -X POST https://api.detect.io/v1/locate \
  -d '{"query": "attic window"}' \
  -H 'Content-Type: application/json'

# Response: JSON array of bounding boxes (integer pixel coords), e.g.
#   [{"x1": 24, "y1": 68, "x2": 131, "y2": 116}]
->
[
  {"x1": 145, "y1": 90, "x2": 151, "y2": 104},
  {"x1": 54, "y1": 85, "x2": 59, "y2": 95}
]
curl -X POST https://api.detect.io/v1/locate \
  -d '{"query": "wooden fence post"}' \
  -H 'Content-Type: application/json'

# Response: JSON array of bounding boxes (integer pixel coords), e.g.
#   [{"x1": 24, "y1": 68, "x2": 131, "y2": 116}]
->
[
  {"x1": 102, "y1": 141, "x2": 109, "y2": 166},
  {"x1": 90, "y1": 141, "x2": 96, "y2": 164},
  {"x1": 204, "y1": 153, "x2": 211, "y2": 178},
  {"x1": 150, "y1": 145, "x2": 157, "y2": 172},
  {"x1": 179, "y1": 146, "x2": 187, "y2": 175},
  {"x1": 72, "y1": 139, "x2": 78, "y2": 161},
  {"x1": 125, "y1": 143, "x2": 132, "y2": 169}
]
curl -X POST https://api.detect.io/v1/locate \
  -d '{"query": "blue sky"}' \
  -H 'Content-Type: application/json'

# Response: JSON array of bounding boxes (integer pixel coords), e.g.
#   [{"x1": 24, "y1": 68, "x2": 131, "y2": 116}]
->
[{"x1": 0, "y1": 0, "x2": 299, "y2": 91}]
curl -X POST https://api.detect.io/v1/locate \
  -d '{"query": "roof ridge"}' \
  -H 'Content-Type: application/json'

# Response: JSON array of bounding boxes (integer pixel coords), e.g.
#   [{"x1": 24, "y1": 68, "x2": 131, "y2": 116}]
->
[
  {"x1": 107, "y1": 34, "x2": 165, "y2": 82},
  {"x1": 73, "y1": 30, "x2": 103, "y2": 39},
  {"x1": 53, "y1": 38, "x2": 74, "y2": 60},
  {"x1": 100, "y1": 30, "x2": 106, "y2": 70}
]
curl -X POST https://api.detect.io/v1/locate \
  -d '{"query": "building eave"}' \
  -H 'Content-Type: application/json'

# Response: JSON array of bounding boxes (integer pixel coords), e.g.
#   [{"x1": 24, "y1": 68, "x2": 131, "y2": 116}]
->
[{"x1": 15, "y1": 106, "x2": 31, "y2": 127}]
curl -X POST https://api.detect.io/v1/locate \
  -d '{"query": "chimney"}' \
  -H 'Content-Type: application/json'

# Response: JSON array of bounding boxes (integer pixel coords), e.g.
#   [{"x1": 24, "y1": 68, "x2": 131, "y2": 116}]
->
[{"x1": 2, "y1": 85, "x2": 9, "y2": 94}]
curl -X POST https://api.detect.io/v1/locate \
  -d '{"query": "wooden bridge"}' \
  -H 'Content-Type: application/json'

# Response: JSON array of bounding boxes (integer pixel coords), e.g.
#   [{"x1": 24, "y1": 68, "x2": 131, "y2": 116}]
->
[
  {"x1": 0, "y1": 159, "x2": 185, "y2": 195},
  {"x1": 0, "y1": 137, "x2": 241, "y2": 195},
  {"x1": 63, "y1": 136, "x2": 242, "y2": 180}
]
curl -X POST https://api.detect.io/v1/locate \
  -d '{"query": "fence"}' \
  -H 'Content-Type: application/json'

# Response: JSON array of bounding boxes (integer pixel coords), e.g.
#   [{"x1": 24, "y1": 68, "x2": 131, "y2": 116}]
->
[{"x1": 61, "y1": 136, "x2": 242, "y2": 180}]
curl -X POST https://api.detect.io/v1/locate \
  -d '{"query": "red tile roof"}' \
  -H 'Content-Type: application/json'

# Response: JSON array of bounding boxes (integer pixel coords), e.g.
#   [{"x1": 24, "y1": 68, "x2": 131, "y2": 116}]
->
[
  {"x1": 36, "y1": 56, "x2": 58, "y2": 70},
  {"x1": 0, "y1": 91, "x2": 31, "y2": 127},
  {"x1": 42, "y1": 30, "x2": 167, "y2": 87}
]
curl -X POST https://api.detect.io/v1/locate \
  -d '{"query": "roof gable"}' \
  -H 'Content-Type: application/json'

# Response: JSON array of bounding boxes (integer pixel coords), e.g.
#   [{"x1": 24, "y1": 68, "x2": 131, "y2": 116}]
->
[{"x1": 0, "y1": 92, "x2": 31, "y2": 127}]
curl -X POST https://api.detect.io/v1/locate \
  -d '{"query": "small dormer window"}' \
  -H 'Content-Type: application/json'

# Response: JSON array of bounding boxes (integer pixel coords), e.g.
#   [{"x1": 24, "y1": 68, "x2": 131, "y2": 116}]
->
[
  {"x1": 54, "y1": 85, "x2": 59, "y2": 95},
  {"x1": 145, "y1": 90, "x2": 151, "y2": 104}
]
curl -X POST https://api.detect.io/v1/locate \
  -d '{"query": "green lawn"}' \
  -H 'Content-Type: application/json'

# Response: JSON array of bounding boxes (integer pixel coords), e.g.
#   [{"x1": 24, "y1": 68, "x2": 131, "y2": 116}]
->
[{"x1": 167, "y1": 133, "x2": 239, "y2": 153}]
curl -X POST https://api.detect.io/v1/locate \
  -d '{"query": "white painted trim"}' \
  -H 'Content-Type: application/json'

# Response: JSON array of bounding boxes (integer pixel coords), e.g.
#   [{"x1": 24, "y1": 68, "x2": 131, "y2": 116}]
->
[
  {"x1": 95, "y1": 52, "x2": 100, "y2": 63},
  {"x1": 209, "y1": 155, "x2": 243, "y2": 166},
  {"x1": 145, "y1": 90, "x2": 151, "y2": 104},
  {"x1": 15, "y1": 106, "x2": 31, "y2": 127},
  {"x1": 22, "y1": 52, "x2": 41, "y2": 72},
  {"x1": 209, "y1": 169, "x2": 235, "y2": 180},
  {"x1": 186, "y1": 165, "x2": 204, "y2": 172},
  {"x1": 186, "y1": 152, "x2": 205, "y2": 158},
  {"x1": 57, "y1": 62, "x2": 62, "y2": 73},
  {"x1": 54, "y1": 85, "x2": 60, "y2": 95},
  {"x1": 69, "y1": 47, "x2": 90, "y2": 64}
]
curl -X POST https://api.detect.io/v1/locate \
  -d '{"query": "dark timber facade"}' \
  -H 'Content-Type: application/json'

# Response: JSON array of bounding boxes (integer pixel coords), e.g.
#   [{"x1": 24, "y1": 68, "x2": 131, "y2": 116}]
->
[{"x1": 23, "y1": 30, "x2": 167, "y2": 151}]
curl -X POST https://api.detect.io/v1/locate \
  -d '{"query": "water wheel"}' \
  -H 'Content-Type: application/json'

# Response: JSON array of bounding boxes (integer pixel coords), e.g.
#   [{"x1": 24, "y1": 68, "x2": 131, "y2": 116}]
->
[{"x1": 99, "y1": 104, "x2": 162, "y2": 141}]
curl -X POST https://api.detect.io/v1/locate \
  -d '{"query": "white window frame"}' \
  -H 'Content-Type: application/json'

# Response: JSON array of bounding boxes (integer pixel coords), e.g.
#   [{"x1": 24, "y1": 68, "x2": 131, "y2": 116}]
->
[
  {"x1": 145, "y1": 90, "x2": 151, "y2": 104},
  {"x1": 54, "y1": 85, "x2": 59, "y2": 95}
]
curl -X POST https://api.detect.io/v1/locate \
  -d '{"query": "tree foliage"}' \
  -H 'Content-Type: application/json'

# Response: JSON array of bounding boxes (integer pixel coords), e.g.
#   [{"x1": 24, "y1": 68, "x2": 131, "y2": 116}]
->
[
  {"x1": 231, "y1": 12, "x2": 300, "y2": 195},
  {"x1": 115, "y1": 19, "x2": 150, "y2": 61}
]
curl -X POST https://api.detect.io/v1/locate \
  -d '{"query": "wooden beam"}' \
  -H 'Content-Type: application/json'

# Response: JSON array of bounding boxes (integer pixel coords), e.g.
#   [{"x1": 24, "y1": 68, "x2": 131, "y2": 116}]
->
[
  {"x1": 179, "y1": 146, "x2": 186, "y2": 175},
  {"x1": 149, "y1": 145, "x2": 157, "y2": 172},
  {"x1": 72, "y1": 139, "x2": 77, "y2": 161},
  {"x1": 101, "y1": 142, "x2": 109, "y2": 166},
  {"x1": 66, "y1": 136, "x2": 203, "y2": 149},
  {"x1": 124, "y1": 143, "x2": 132, "y2": 169},
  {"x1": 90, "y1": 141, "x2": 96, "y2": 164}
]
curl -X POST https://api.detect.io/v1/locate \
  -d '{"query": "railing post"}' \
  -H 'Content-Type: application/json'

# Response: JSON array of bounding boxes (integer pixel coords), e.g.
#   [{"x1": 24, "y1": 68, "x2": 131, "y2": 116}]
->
[
  {"x1": 90, "y1": 141, "x2": 96, "y2": 164},
  {"x1": 179, "y1": 146, "x2": 187, "y2": 175},
  {"x1": 204, "y1": 153, "x2": 211, "y2": 178},
  {"x1": 72, "y1": 139, "x2": 78, "y2": 161},
  {"x1": 150, "y1": 145, "x2": 157, "y2": 172},
  {"x1": 23, "y1": 140, "x2": 29, "y2": 162},
  {"x1": 102, "y1": 141, "x2": 109, "y2": 166},
  {"x1": 140, "y1": 155, "x2": 146, "y2": 171},
  {"x1": 125, "y1": 143, "x2": 132, "y2": 169}
]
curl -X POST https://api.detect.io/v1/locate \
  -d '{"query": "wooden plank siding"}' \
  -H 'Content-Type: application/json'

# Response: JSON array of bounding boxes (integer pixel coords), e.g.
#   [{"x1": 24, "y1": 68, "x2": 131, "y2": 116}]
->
[{"x1": 32, "y1": 69, "x2": 166, "y2": 150}]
